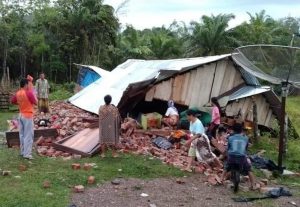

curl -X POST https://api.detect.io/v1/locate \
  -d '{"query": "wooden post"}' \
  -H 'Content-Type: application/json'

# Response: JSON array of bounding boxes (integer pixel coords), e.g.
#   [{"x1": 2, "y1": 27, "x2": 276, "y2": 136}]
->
[
  {"x1": 283, "y1": 114, "x2": 288, "y2": 157},
  {"x1": 252, "y1": 96, "x2": 259, "y2": 144},
  {"x1": 278, "y1": 82, "x2": 288, "y2": 173}
]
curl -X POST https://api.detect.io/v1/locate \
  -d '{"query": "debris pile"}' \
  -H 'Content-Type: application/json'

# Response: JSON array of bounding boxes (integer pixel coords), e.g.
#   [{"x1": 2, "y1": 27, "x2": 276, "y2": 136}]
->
[
  {"x1": 34, "y1": 101, "x2": 96, "y2": 138},
  {"x1": 32, "y1": 101, "x2": 98, "y2": 157},
  {"x1": 35, "y1": 136, "x2": 71, "y2": 157},
  {"x1": 119, "y1": 131, "x2": 224, "y2": 185}
]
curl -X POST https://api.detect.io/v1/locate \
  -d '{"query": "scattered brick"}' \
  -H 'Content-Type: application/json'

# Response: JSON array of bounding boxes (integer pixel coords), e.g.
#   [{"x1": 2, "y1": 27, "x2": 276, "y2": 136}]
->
[
  {"x1": 43, "y1": 180, "x2": 51, "y2": 188},
  {"x1": 71, "y1": 163, "x2": 81, "y2": 170},
  {"x1": 87, "y1": 176, "x2": 95, "y2": 184},
  {"x1": 18, "y1": 164, "x2": 27, "y2": 172},
  {"x1": 73, "y1": 185, "x2": 85, "y2": 193}
]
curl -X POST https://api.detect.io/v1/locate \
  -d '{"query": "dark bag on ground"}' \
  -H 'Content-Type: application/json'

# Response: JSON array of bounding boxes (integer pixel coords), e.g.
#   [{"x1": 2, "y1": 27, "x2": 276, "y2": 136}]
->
[{"x1": 152, "y1": 137, "x2": 172, "y2": 150}]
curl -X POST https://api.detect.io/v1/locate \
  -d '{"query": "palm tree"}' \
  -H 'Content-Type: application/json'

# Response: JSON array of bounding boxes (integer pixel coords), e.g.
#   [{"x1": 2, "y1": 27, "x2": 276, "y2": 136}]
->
[
  {"x1": 147, "y1": 27, "x2": 182, "y2": 59},
  {"x1": 188, "y1": 14, "x2": 235, "y2": 56},
  {"x1": 232, "y1": 10, "x2": 284, "y2": 45}
]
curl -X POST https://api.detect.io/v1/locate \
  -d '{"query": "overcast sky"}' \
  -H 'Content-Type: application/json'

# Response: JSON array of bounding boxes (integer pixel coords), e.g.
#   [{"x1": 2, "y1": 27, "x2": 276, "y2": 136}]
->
[{"x1": 104, "y1": 0, "x2": 300, "y2": 29}]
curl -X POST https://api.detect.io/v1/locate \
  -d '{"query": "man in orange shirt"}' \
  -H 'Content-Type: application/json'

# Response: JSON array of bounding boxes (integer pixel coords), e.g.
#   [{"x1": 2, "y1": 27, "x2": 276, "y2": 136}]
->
[{"x1": 11, "y1": 79, "x2": 37, "y2": 159}]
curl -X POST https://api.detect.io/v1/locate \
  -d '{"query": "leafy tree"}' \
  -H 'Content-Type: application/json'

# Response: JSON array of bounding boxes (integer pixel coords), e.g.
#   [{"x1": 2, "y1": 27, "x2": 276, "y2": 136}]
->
[{"x1": 188, "y1": 14, "x2": 236, "y2": 56}]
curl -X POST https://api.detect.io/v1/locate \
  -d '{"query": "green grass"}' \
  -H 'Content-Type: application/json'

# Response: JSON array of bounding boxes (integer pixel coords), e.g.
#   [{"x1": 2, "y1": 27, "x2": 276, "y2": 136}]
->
[
  {"x1": 287, "y1": 96, "x2": 300, "y2": 134},
  {"x1": 0, "y1": 148, "x2": 184, "y2": 207},
  {"x1": 49, "y1": 88, "x2": 73, "y2": 101},
  {"x1": 250, "y1": 136, "x2": 300, "y2": 172},
  {"x1": 0, "y1": 111, "x2": 16, "y2": 132}
]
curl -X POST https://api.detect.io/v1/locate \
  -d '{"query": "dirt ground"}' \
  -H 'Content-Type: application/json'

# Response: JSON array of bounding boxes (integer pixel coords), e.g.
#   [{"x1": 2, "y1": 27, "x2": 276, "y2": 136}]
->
[{"x1": 71, "y1": 175, "x2": 300, "y2": 207}]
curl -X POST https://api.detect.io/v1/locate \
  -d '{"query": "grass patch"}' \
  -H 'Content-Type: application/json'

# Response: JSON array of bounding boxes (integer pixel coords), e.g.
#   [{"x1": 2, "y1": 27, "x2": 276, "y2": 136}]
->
[
  {"x1": 0, "y1": 148, "x2": 184, "y2": 207},
  {"x1": 49, "y1": 88, "x2": 73, "y2": 101},
  {"x1": 250, "y1": 136, "x2": 300, "y2": 172},
  {"x1": 250, "y1": 136, "x2": 300, "y2": 187},
  {"x1": 287, "y1": 96, "x2": 300, "y2": 134},
  {"x1": 49, "y1": 83, "x2": 75, "y2": 101},
  {"x1": 0, "y1": 111, "x2": 16, "y2": 132}
]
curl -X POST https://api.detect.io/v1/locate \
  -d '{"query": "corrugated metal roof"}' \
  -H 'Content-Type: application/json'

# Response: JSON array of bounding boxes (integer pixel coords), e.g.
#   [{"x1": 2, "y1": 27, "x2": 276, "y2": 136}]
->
[
  {"x1": 74, "y1": 64, "x2": 110, "y2": 77},
  {"x1": 238, "y1": 67, "x2": 261, "y2": 86},
  {"x1": 229, "y1": 86, "x2": 270, "y2": 101},
  {"x1": 69, "y1": 54, "x2": 231, "y2": 114}
]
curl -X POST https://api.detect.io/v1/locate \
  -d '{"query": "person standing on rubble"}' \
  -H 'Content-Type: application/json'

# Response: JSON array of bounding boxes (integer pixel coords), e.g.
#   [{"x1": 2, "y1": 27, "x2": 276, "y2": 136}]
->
[
  {"x1": 208, "y1": 97, "x2": 221, "y2": 139},
  {"x1": 36, "y1": 72, "x2": 50, "y2": 113},
  {"x1": 162, "y1": 100, "x2": 179, "y2": 128},
  {"x1": 98, "y1": 95, "x2": 121, "y2": 158},
  {"x1": 11, "y1": 79, "x2": 37, "y2": 160}
]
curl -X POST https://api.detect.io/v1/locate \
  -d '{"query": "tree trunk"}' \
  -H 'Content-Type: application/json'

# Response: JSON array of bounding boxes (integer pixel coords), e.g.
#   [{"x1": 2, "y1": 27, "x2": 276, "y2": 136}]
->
[{"x1": 1, "y1": 39, "x2": 8, "y2": 89}]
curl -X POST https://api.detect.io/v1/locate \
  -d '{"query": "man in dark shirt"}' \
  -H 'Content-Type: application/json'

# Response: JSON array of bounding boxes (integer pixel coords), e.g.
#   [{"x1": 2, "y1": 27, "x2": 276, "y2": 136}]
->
[{"x1": 221, "y1": 123, "x2": 256, "y2": 189}]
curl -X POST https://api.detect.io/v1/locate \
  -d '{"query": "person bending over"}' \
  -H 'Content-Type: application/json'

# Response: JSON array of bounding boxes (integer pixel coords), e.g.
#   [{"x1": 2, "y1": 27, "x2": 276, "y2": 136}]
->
[{"x1": 221, "y1": 123, "x2": 256, "y2": 189}]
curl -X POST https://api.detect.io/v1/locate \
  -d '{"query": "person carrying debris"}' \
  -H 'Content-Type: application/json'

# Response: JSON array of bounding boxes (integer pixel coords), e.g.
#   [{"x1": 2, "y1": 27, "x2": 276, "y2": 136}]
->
[
  {"x1": 184, "y1": 110, "x2": 221, "y2": 171},
  {"x1": 185, "y1": 132, "x2": 223, "y2": 172},
  {"x1": 36, "y1": 72, "x2": 50, "y2": 113},
  {"x1": 11, "y1": 79, "x2": 37, "y2": 160},
  {"x1": 221, "y1": 123, "x2": 256, "y2": 189},
  {"x1": 98, "y1": 95, "x2": 121, "y2": 158},
  {"x1": 162, "y1": 100, "x2": 179, "y2": 128}
]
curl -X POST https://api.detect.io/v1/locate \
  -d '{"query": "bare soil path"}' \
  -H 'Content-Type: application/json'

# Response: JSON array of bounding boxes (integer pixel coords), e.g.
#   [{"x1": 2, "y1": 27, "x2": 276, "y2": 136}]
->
[{"x1": 71, "y1": 175, "x2": 299, "y2": 207}]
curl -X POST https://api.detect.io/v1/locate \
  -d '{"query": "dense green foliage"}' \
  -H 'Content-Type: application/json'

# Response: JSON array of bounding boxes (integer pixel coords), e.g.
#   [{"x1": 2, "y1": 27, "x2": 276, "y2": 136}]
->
[{"x1": 0, "y1": 1, "x2": 300, "y2": 83}]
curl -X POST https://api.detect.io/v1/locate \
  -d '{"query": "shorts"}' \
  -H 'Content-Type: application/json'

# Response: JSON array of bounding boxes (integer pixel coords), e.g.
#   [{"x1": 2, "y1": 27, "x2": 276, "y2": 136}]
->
[{"x1": 224, "y1": 155, "x2": 251, "y2": 176}]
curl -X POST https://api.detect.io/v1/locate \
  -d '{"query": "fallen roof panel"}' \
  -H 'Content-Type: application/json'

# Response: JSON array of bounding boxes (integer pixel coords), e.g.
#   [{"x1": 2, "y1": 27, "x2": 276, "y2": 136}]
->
[
  {"x1": 74, "y1": 63, "x2": 110, "y2": 77},
  {"x1": 229, "y1": 86, "x2": 271, "y2": 101},
  {"x1": 69, "y1": 54, "x2": 231, "y2": 114}
]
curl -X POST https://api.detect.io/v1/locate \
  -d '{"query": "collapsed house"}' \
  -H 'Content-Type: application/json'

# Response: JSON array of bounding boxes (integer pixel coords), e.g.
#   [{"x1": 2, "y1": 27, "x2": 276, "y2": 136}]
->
[
  {"x1": 74, "y1": 64, "x2": 110, "y2": 92},
  {"x1": 69, "y1": 54, "x2": 281, "y2": 129}
]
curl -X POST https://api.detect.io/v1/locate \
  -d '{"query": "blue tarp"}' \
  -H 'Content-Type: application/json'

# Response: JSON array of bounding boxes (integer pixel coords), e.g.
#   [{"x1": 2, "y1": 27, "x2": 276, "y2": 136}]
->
[{"x1": 77, "y1": 67, "x2": 101, "y2": 88}]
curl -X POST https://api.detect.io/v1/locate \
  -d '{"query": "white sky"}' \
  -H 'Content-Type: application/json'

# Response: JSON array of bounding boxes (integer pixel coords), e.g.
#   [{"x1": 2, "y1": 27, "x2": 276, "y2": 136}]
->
[{"x1": 104, "y1": 0, "x2": 300, "y2": 29}]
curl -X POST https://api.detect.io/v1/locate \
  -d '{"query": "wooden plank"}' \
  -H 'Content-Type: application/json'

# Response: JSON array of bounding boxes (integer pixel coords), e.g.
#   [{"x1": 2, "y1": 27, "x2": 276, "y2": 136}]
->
[
  {"x1": 265, "y1": 109, "x2": 273, "y2": 127},
  {"x1": 232, "y1": 65, "x2": 245, "y2": 87},
  {"x1": 6, "y1": 128, "x2": 58, "y2": 148},
  {"x1": 220, "y1": 62, "x2": 245, "y2": 94},
  {"x1": 210, "y1": 60, "x2": 228, "y2": 97},
  {"x1": 190, "y1": 66, "x2": 205, "y2": 107},
  {"x1": 260, "y1": 99, "x2": 270, "y2": 126},
  {"x1": 61, "y1": 128, "x2": 99, "y2": 153},
  {"x1": 241, "y1": 98, "x2": 252, "y2": 120},
  {"x1": 256, "y1": 95, "x2": 266, "y2": 125},
  {"x1": 172, "y1": 74, "x2": 185, "y2": 102},
  {"x1": 53, "y1": 128, "x2": 100, "y2": 157},
  {"x1": 145, "y1": 86, "x2": 156, "y2": 102},
  {"x1": 156, "y1": 80, "x2": 172, "y2": 101},
  {"x1": 180, "y1": 72, "x2": 191, "y2": 103},
  {"x1": 185, "y1": 69, "x2": 197, "y2": 105},
  {"x1": 192, "y1": 64, "x2": 216, "y2": 107}
]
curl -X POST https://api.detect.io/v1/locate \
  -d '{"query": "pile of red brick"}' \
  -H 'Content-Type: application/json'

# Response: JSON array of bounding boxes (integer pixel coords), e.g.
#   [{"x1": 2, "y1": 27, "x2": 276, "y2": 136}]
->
[
  {"x1": 34, "y1": 101, "x2": 96, "y2": 138},
  {"x1": 31, "y1": 101, "x2": 250, "y2": 187},
  {"x1": 119, "y1": 133, "x2": 224, "y2": 186},
  {"x1": 35, "y1": 136, "x2": 71, "y2": 157},
  {"x1": 33, "y1": 101, "x2": 97, "y2": 157}
]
